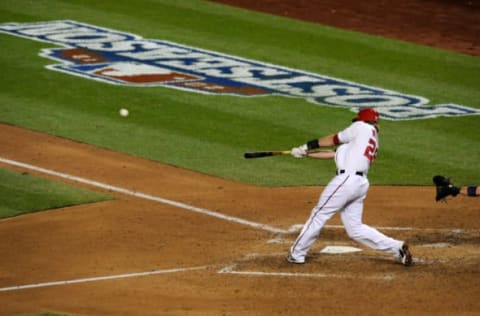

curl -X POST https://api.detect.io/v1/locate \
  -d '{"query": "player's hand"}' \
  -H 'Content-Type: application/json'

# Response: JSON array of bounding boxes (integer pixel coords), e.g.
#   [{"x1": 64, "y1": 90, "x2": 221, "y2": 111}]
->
[{"x1": 291, "y1": 145, "x2": 307, "y2": 158}]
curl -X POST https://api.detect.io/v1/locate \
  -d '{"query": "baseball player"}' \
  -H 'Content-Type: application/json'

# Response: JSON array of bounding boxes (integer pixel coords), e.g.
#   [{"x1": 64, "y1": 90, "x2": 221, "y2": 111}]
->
[{"x1": 287, "y1": 108, "x2": 413, "y2": 266}]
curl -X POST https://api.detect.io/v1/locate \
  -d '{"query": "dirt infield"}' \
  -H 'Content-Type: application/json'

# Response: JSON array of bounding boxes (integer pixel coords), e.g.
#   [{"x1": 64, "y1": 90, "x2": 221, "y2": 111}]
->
[
  {"x1": 1, "y1": 1, "x2": 480, "y2": 315},
  {"x1": 0, "y1": 125, "x2": 479, "y2": 315}
]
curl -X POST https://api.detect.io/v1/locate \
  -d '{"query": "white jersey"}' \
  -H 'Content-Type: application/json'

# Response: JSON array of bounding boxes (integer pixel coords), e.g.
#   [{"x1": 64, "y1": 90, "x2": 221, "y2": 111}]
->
[{"x1": 334, "y1": 121, "x2": 378, "y2": 174}]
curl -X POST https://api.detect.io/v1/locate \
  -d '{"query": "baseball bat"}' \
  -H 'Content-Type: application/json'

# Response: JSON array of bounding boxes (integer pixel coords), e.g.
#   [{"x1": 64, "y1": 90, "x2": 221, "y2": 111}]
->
[{"x1": 244, "y1": 150, "x2": 291, "y2": 159}]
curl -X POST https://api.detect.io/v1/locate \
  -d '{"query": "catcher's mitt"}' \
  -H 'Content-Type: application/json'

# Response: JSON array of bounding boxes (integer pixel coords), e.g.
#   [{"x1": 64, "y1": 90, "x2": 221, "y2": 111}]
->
[{"x1": 433, "y1": 175, "x2": 461, "y2": 201}]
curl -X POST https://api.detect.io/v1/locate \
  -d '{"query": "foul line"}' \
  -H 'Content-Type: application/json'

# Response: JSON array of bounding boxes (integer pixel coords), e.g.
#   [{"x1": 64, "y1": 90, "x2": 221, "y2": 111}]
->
[
  {"x1": 0, "y1": 266, "x2": 209, "y2": 292},
  {"x1": 0, "y1": 157, "x2": 288, "y2": 234},
  {"x1": 1, "y1": 158, "x2": 471, "y2": 236}
]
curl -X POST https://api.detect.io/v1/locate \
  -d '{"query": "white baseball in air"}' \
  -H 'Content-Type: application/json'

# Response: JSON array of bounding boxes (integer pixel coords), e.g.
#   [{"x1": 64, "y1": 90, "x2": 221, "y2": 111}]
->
[{"x1": 119, "y1": 108, "x2": 129, "y2": 117}]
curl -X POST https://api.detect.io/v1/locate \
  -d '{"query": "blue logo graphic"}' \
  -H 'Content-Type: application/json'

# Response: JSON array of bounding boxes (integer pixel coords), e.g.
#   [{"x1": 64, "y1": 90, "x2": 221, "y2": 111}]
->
[{"x1": 0, "y1": 20, "x2": 478, "y2": 120}]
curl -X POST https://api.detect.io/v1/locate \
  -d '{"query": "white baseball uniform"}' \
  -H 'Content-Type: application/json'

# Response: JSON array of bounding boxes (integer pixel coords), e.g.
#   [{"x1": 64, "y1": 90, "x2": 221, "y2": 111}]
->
[{"x1": 289, "y1": 121, "x2": 404, "y2": 262}]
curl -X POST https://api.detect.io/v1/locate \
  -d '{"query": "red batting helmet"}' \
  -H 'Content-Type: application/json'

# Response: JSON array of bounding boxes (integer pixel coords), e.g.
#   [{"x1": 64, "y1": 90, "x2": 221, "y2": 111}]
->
[{"x1": 353, "y1": 108, "x2": 379, "y2": 124}]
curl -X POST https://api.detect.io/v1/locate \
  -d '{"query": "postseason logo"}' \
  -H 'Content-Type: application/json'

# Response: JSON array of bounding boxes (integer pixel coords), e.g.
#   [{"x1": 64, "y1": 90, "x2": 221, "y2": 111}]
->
[{"x1": 0, "y1": 20, "x2": 479, "y2": 121}]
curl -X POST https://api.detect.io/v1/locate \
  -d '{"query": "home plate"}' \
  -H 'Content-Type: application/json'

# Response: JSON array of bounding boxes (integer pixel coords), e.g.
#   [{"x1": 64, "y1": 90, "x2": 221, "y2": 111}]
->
[{"x1": 320, "y1": 246, "x2": 363, "y2": 254}]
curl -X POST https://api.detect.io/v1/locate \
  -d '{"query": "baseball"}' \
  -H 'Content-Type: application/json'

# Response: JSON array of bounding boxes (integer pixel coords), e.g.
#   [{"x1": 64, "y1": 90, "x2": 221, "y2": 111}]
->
[{"x1": 119, "y1": 108, "x2": 129, "y2": 117}]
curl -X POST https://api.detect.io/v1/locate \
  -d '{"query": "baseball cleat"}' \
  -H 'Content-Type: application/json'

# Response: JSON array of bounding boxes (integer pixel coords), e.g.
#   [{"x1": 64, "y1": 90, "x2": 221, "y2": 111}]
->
[
  {"x1": 399, "y1": 243, "x2": 413, "y2": 266},
  {"x1": 287, "y1": 254, "x2": 305, "y2": 264}
]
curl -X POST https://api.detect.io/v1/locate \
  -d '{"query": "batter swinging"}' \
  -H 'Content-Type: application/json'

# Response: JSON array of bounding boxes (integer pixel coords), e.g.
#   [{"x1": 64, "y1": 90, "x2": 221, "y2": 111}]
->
[{"x1": 287, "y1": 108, "x2": 413, "y2": 266}]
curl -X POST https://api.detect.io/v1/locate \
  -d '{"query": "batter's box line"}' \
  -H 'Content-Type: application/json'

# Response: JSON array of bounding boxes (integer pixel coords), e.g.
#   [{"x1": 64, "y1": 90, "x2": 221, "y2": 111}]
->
[
  {"x1": 218, "y1": 264, "x2": 396, "y2": 281},
  {"x1": 287, "y1": 224, "x2": 474, "y2": 234},
  {"x1": 218, "y1": 252, "x2": 403, "y2": 280}
]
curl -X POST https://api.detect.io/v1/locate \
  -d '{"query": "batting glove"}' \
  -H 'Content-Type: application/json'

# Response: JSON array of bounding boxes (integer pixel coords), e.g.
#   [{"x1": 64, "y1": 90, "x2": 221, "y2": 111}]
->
[{"x1": 291, "y1": 145, "x2": 308, "y2": 158}]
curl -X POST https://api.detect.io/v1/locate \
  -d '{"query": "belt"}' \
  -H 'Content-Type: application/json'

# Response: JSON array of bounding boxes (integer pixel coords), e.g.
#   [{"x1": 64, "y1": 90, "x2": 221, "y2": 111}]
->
[{"x1": 336, "y1": 169, "x2": 364, "y2": 176}]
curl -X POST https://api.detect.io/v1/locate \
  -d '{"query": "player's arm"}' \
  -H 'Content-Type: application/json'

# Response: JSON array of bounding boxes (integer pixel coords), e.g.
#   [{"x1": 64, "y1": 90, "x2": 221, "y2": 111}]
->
[
  {"x1": 305, "y1": 134, "x2": 338, "y2": 159},
  {"x1": 307, "y1": 134, "x2": 340, "y2": 150},
  {"x1": 306, "y1": 150, "x2": 335, "y2": 159}
]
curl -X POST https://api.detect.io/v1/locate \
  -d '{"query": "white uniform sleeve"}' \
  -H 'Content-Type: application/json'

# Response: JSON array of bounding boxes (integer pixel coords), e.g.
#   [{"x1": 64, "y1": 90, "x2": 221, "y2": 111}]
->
[{"x1": 337, "y1": 122, "x2": 360, "y2": 144}]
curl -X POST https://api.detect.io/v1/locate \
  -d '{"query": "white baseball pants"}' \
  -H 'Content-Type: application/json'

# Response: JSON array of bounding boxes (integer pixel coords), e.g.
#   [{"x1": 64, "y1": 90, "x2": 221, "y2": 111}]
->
[{"x1": 290, "y1": 173, "x2": 403, "y2": 261}]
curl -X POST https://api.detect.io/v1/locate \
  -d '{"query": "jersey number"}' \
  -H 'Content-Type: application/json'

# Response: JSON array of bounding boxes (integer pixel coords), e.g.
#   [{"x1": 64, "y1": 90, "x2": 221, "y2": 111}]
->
[{"x1": 364, "y1": 138, "x2": 377, "y2": 164}]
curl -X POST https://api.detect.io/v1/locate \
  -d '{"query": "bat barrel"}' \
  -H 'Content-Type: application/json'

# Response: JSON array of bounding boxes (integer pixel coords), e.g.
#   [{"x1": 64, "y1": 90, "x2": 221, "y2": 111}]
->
[
  {"x1": 244, "y1": 151, "x2": 290, "y2": 158},
  {"x1": 244, "y1": 151, "x2": 273, "y2": 158}
]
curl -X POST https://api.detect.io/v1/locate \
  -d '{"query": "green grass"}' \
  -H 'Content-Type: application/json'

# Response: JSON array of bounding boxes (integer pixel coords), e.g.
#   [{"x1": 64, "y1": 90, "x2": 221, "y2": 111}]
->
[
  {"x1": 0, "y1": 168, "x2": 112, "y2": 218},
  {"x1": 0, "y1": 0, "x2": 479, "y2": 186}
]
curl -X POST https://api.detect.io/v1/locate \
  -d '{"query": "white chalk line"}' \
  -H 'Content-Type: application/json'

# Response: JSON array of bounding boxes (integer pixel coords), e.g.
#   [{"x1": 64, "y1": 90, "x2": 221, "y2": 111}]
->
[
  {"x1": 286, "y1": 224, "x2": 470, "y2": 234},
  {"x1": 1, "y1": 157, "x2": 470, "y2": 236},
  {"x1": 218, "y1": 264, "x2": 395, "y2": 281},
  {"x1": 0, "y1": 157, "x2": 287, "y2": 234},
  {"x1": 0, "y1": 265, "x2": 209, "y2": 292}
]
